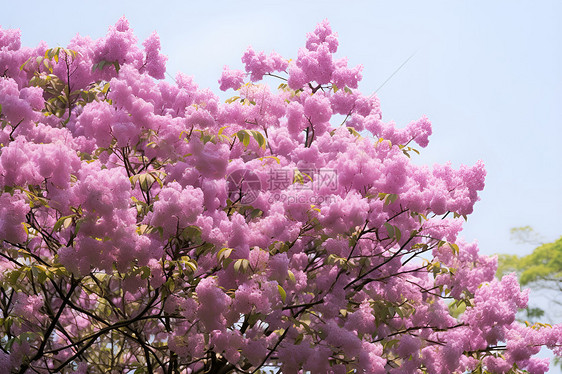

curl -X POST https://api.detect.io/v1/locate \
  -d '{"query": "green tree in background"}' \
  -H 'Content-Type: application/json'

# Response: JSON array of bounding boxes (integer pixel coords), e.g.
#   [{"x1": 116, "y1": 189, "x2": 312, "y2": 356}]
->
[
  {"x1": 497, "y1": 226, "x2": 562, "y2": 319},
  {"x1": 498, "y1": 227, "x2": 562, "y2": 368}
]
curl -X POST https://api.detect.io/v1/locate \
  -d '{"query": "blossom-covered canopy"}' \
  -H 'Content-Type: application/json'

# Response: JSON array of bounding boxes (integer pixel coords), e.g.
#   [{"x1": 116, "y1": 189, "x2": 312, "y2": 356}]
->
[{"x1": 0, "y1": 18, "x2": 560, "y2": 374}]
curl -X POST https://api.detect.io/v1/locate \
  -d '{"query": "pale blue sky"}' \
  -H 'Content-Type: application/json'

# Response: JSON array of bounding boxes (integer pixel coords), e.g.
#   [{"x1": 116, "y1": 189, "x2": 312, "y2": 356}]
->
[{"x1": 2, "y1": 0, "x2": 562, "y2": 370}]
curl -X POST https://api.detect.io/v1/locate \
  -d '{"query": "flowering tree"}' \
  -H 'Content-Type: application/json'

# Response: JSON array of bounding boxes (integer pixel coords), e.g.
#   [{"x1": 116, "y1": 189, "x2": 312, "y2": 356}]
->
[
  {"x1": 498, "y1": 229, "x2": 562, "y2": 321},
  {"x1": 0, "y1": 18, "x2": 560, "y2": 374}
]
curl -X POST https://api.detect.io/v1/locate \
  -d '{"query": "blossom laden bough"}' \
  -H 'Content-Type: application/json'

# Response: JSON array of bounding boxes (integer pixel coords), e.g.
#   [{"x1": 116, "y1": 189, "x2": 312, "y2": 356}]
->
[{"x1": 0, "y1": 17, "x2": 559, "y2": 374}]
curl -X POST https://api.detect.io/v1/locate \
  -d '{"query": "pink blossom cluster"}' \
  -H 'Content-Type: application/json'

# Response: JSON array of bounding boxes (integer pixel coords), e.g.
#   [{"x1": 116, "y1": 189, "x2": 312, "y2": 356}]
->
[{"x1": 0, "y1": 17, "x2": 559, "y2": 374}]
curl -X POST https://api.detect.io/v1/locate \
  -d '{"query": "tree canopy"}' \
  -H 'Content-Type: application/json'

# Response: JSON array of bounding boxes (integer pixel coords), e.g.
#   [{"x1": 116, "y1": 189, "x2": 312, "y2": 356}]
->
[
  {"x1": 497, "y1": 228, "x2": 562, "y2": 321},
  {"x1": 498, "y1": 228, "x2": 561, "y2": 289}
]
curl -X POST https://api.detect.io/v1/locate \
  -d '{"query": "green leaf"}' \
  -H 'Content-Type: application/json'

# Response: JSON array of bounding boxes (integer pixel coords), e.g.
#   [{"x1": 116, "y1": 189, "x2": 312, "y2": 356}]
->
[
  {"x1": 251, "y1": 130, "x2": 267, "y2": 149},
  {"x1": 225, "y1": 96, "x2": 240, "y2": 104},
  {"x1": 181, "y1": 225, "x2": 202, "y2": 242},
  {"x1": 165, "y1": 278, "x2": 175, "y2": 292},
  {"x1": 217, "y1": 247, "x2": 233, "y2": 263},
  {"x1": 384, "y1": 222, "x2": 395, "y2": 239},
  {"x1": 92, "y1": 60, "x2": 120, "y2": 73},
  {"x1": 287, "y1": 270, "x2": 296, "y2": 283},
  {"x1": 8, "y1": 269, "x2": 23, "y2": 285},
  {"x1": 233, "y1": 258, "x2": 249, "y2": 273},
  {"x1": 258, "y1": 155, "x2": 280, "y2": 164},
  {"x1": 53, "y1": 215, "x2": 75, "y2": 232},
  {"x1": 218, "y1": 125, "x2": 229, "y2": 136},
  {"x1": 248, "y1": 208, "x2": 263, "y2": 220},
  {"x1": 149, "y1": 171, "x2": 165, "y2": 188},
  {"x1": 139, "y1": 266, "x2": 151, "y2": 280},
  {"x1": 383, "y1": 339, "x2": 400, "y2": 350},
  {"x1": 236, "y1": 130, "x2": 250, "y2": 147},
  {"x1": 180, "y1": 257, "x2": 198, "y2": 274},
  {"x1": 195, "y1": 242, "x2": 214, "y2": 256},
  {"x1": 449, "y1": 242, "x2": 459, "y2": 255},
  {"x1": 5, "y1": 337, "x2": 16, "y2": 351},
  {"x1": 292, "y1": 169, "x2": 312, "y2": 185},
  {"x1": 384, "y1": 193, "x2": 398, "y2": 205},
  {"x1": 43, "y1": 58, "x2": 52, "y2": 72},
  {"x1": 247, "y1": 313, "x2": 262, "y2": 327},
  {"x1": 278, "y1": 284, "x2": 287, "y2": 302},
  {"x1": 394, "y1": 226, "x2": 402, "y2": 242},
  {"x1": 347, "y1": 127, "x2": 361, "y2": 138},
  {"x1": 233, "y1": 259, "x2": 242, "y2": 272}
]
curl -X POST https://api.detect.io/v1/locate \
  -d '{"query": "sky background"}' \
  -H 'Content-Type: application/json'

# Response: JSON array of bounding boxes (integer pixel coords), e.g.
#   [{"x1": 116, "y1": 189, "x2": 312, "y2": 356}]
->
[{"x1": 2, "y1": 0, "x2": 561, "y2": 369}]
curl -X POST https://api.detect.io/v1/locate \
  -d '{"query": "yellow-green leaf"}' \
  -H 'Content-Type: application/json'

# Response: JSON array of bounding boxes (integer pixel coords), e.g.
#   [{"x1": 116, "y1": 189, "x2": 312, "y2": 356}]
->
[
  {"x1": 53, "y1": 215, "x2": 75, "y2": 232},
  {"x1": 384, "y1": 222, "x2": 395, "y2": 238},
  {"x1": 278, "y1": 284, "x2": 287, "y2": 302}
]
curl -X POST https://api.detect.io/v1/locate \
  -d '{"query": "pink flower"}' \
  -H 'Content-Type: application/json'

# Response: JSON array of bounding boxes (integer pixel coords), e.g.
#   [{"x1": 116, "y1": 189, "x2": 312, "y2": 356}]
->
[
  {"x1": 150, "y1": 182, "x2": 204, "y2": 237},
  {"x1": 219, "y1": 66, "x2": 246, "y2": 91},
  {"x1": 0, "y1": 26, "x2": 21, "y2": 51},
  {"x1": 141, "y1": 32, "x2": 167, "y2": 79},
  {"x1": 305, "y1": 19, "x2": 339, "y2": 53}
]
